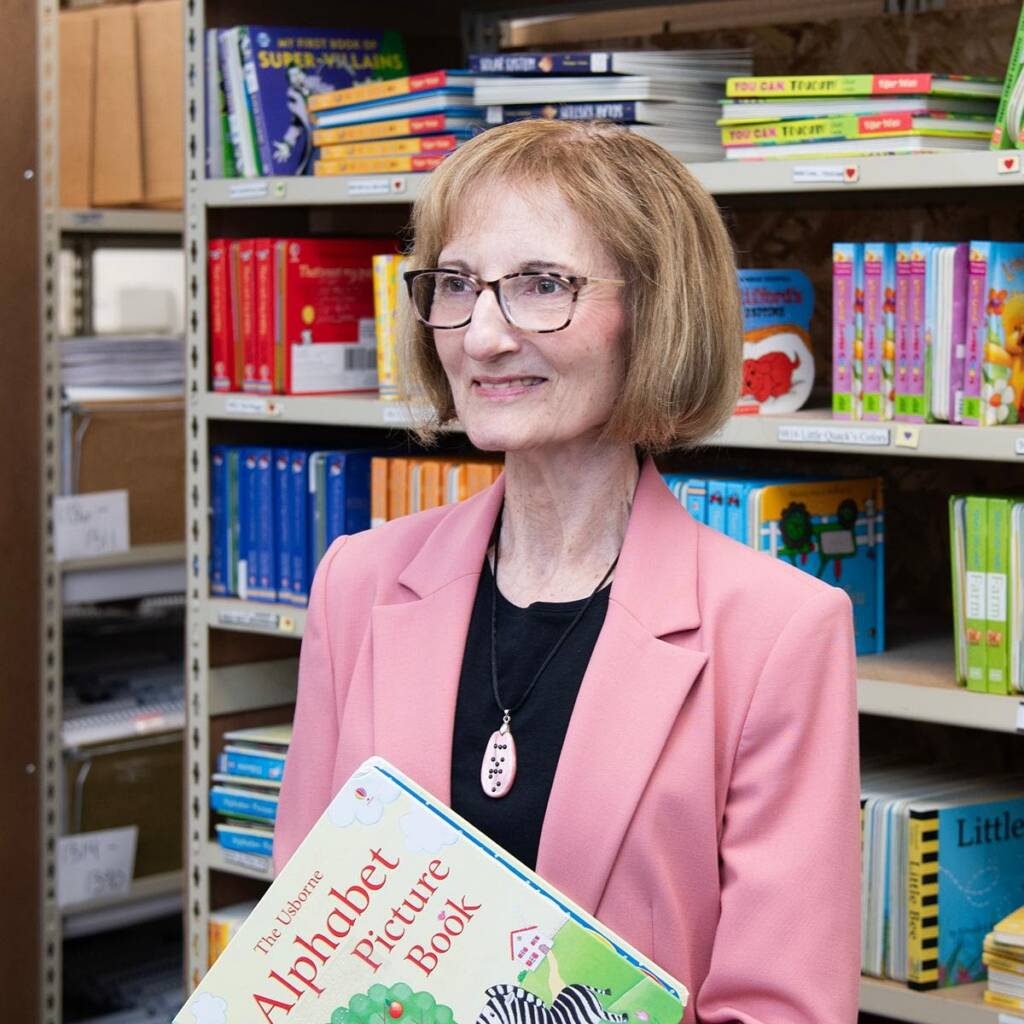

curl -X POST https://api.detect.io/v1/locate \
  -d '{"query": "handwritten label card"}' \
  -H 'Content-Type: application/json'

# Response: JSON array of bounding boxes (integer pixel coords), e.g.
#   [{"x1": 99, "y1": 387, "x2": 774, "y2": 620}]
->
[
  {"x1": 53, "y1": 490, "x2": 130, "y2": 562},
  {"x1": 57, "y1": 826, "x2": 138, "y2": 907}
]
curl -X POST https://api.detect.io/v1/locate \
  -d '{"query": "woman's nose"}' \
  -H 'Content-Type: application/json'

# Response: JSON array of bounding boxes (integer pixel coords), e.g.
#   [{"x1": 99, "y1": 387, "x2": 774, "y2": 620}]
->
[{"x1": 462, "y1": 286, "x2": 520, "y2": 360}]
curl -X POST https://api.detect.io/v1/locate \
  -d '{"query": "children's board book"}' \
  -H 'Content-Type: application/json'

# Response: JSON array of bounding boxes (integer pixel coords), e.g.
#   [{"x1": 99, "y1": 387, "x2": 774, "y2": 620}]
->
[
  {"x1": 178, "y1": 758, "x2": 687, "y2": 1024},
  {"x1": 725, "y1": 73, "x2": 1003, "y2": 100},
  {"x1": 219, "y1": 27, "x2": 407, "y2": 177},
  {"x1": 832, "y1": 244, "x2": 862, "y2": 420},
  {"x1": 735, "y1": 269, "x2": 814, "y2": 415},
  {"x1": 719, "y1": 94, "x2": 998, "y2": 125}
]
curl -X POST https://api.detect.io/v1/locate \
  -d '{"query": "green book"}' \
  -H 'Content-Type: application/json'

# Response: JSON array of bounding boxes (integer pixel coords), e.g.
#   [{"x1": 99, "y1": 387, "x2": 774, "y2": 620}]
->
[
  {"x1": 949, "y1": 496, "x2": 967, "y2": 686},
  {"x1": 991, "y1": 2, "x2": 1024, "y2": 149},
  {"x1": 986, "y1": 497, "x2": 1012, "y2": 695},
  {"x1": 965, "y1": 496, "x2": 988, "y2": 693}
]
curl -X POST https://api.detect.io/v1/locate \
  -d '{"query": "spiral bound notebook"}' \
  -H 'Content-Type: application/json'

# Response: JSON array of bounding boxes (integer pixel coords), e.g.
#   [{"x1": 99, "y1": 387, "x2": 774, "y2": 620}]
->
[{"x1": 176, "y1": 757, "x2": 687, "y2": 1024}]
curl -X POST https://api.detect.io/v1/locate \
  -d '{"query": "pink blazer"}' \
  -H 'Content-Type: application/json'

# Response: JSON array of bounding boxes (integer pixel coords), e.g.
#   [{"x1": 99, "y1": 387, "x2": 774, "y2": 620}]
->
[{"x1": 274, "y1": 456, "x2": 861, "y2": 1024}]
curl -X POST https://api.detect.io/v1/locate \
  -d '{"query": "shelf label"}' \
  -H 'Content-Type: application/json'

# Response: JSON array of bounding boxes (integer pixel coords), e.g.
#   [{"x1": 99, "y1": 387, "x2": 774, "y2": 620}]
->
[
  {"x1": 216, "y1": 607, "x2": 292, "y2": 633},
  {"x1": 223, "y1": 848, "x2": 273, "y2": 876},
  {"x1": 228, "y1": 181, "x2": 270, "y2": 201},
  {"x1": 999, "y1": 1014, "x2": 1024, "y2": 1024},
  {"x1": 776, "y1": 424, "x2": 891, "y2": 447},
  {"x1": 348, "y1": 176, "x2": 407, "y2": 197},
  {"x1": 381, "y1": 404, "x2": 413, "y2": 425},
  {"x1": 893, "y1": 425, "x2": 920, "y2": 449},
  {"x1": 1016, "y1": 437, "x2": 1024, "y2": 456},
  {"x1": 792, "y1": 164, "x2": 859, "y2": 185},
  {"x1": 223, "y1": 396, "x2": 284, "y2": 418},
  {"x1": 1017, "y1": 702, "x2": 1024, "y2": 734},
  {"x1": 57, "y1": 826, "x2": 137, "y2": 907},
  {"x1": 997, "y1": 154, "x2": 1020, "y2": 175},
  {"x1": 54, "y1": 490, "x2": 130, "y2": 562}
]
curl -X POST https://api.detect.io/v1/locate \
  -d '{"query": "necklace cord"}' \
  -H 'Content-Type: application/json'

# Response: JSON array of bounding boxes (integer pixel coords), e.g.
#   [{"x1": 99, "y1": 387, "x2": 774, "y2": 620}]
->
[{"x1": 488, "y1": 509, "x2": 619, "y2": 719}]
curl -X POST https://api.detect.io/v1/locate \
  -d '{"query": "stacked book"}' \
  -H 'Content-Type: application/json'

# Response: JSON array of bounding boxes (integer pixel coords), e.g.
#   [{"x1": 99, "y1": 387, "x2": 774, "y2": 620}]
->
[
  {"x1": 208, "y1": 236, "x2": 390, "y2": 396},
  {"x1": 664, "y1": 473, "x2": 884, "y2": 655},
  {"x1": 832, "y1": 240, "x2": 1024, "y2": 426},
  {"x1": 209, "y1": 900, "x2": 259, "y2": 967},
  {"x1": 949, "y1": 494, "x2": 1024, "y2": 695},
  {"x1": 208, "y1": 26, "x2": 408, "y2": 177},
  {"x1": 61, "y1": 334, "x2": 184, "y2": 402},
  {"x1": 308, "y1": 70, "x2": 486, "y2": 176},
  {"x1": 370, "y1": 456, "x2": 502, "y2": 526},
  {"x1": 721, "y1": 73, "x2": 1001, "y2": 160},
  {"x1": 475, "y1": 49, "x2": 752, "y2": 162},
  {"x1": 861, "y1": 761, "x2": 1024, "y2": 990},
  {"x1": 984, "y1": 906, "x2": 1024, "y2": 1013},
  {"x1": 212, "y1": 723, "x2": 292, "y2": 863}
]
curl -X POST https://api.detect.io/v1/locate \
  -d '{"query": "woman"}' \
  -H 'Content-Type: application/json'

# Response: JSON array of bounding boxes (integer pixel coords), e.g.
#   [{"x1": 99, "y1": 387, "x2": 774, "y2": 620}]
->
[{"x1": 274, "y1": 120, "x2": 860, "y2": 1024}]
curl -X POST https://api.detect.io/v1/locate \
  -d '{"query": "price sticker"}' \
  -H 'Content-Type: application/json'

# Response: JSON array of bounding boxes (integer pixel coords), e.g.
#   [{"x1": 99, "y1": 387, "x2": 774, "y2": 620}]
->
[
  {"x1": 997, "y1": 154, "x2": 1021, "y2": 175},
  {"x1": 1017, "y1": 702, "x2": 1024, "y2": 734},
  {"x1": 57, "y1": 826, "x2": 137, "y2": 907},
  {"x1": 893, "y1": 425, "x2": 920, "y2": 449}
]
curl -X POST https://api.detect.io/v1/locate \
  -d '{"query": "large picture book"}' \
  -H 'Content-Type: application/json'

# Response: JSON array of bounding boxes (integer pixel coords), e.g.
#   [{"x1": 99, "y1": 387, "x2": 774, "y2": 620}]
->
[{"x1": 177, "y1": 758, "x2": 687, "y2": 1024}]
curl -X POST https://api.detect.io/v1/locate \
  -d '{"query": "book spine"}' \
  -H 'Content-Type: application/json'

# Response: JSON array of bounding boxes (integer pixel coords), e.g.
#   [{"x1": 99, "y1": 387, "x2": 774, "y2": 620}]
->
[
  {"x1": 254, "y1": 450, "x2": 275, "y2": 602},
  {"x1": 948, "y1": 245, "x2": 969, "y2": 423},
  {"x1": 987, "y1": 497, "x2": 1010, "y2": 694},
  {"x1": 861, "y1": 243, "x2": 886, "y2": 420},
  {"x1": 226, "y1": 450, "x2": 240, "y2": 594},
  {"x1": 832, "y1": 243, "x2": 858, "y2": 419},
  {"x1": 218, "y1": 29, "x2": 258, "y2": 177},
  {"x1": 894, "y1": 244, "x2": 914, "y2": 420},
  {"x1": 949, "y1": 496, "x2": 966, "y2": 685},
  {"x1": 208, "y1": 239, "x2": 233, "y2": 391},
  {"x1": 210, "y1": 790, "x2": 278, "y2": 822},
  {"x1": 346, "y1": 455, "x2": 372, "y2": 533},
  {"x1": 254, "y1": 238, "x2": 274, "y2": 394},
  {"x1": 274, "y1": 449, "x2": 292, "y2": 603},
  {"x1": 906, "y1": 809, "x2": 941, "y2": 991},
  {"x1": 469, "y1": 52, "x2": 618, "y2": 74},
  {"x1": 961, "y1": 243, "x2": 990, "y2": 426},
  {"x1": 685, "y1": 478, "x2": 707, "y2": 524},
  {"x1": 966, "y1": 495, "x2": 989, "y2": 691},
  {"x1": 313, "y1": 114, "x2": 455, "y2": 147},
  {"x1": 706, "y1": 479, "x2": 728, "y2": 534},
  {"x1": 723, "y1": 482, "x2": 745, "y2": 542},
  {"x1": 318, "y1": 134, "x2": 461, "y2": 160},
  {"x1": 205, "y1": 30, "x2": 222, "y2": 178},
  {"x1": 237, "y1": 240, "x2": 258, "y2": 392},
  {"x1": 991, "y1": 2, "x2": 1024, "y2": 148},
  {"x1": 274, "y1": 240, "x2": 286, "y2": 393},
  {"x1": 210, "y1": 447, "x2": 228, "y2": 596},
  {"x1": 236, "y1": 449, "x2": 253, "y2": 601},
  {"x1": 289, "y1": 451, "x2": 310, "y2": 605},
  {"x1": 308, "y1": 70, "x2": 457, "y2": 115},
  {"x1": 314, "y1": 154, "x2": 447, "y2": 176},
  {"x1": 873, "y1": 482, "x2": 885, "y2": 654},
  {"x1": 218, "y1": 751, "x2": 284, "y2": 780},
  {"x1": 726, "y1": 73, "x2": 931, "y2": 99},
  {"x1": 902, "y1": 244, "x2": 930, "y2": 422},
  {"x1": 228, "y1": 242, "x2": 246, "y2": 392},
  {"x1": 487, "y1": 101, "x2": 639, "y2": 123},
  {"x1": 387, "y1": 457, "x2": 409, "y2": 521},
  {"x1": 238, "y1": 27, "x2": 270, "y2": 175},
  {"x1": 372, "y1": 254, "x2": 401, "y2": 399},
  {"x1": 309, "y1": 453, "x2": 329, "y2": 568},
  {"x1": 216, "y1": 829, "x2": 274, "y2": 858},
  {"x1": 326, "y1": 453, "x2": 347, "y2": 548},
  {"x1": 371, "y1": 456, "x2": 389, "y2": 528}
]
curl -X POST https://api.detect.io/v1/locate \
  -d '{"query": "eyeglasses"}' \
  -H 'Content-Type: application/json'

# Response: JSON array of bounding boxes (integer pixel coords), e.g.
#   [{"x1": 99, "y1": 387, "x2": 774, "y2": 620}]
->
[{"x1": 404, "y1": 269, "x2": 625, "y2": 333}]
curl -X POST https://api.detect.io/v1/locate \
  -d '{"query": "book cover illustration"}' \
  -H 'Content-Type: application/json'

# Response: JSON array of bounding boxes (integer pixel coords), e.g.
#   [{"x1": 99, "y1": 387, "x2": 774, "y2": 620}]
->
[
  {"x1": 240, "y1": 28, "x2": 408, "y2": 176},
  {"x1": 178, "y1": 758, "x2": 686, "y2": 1024},
  {"x1": 978, "y1": 242, "x2": 1024, "y2": 425},
  {"x1": 735, "y1": 268, "x2": 814, "y2": 415},
  {"x1": 753, "y1": 477, "x2": 884, "y2": 654}
]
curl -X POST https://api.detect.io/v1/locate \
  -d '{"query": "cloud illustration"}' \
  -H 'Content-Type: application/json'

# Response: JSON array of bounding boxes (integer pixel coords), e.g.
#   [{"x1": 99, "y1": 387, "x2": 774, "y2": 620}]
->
[
  {"x1": 399, "y1": 802, "x2": 459, "y2": 853},
  {"x1": 189, "y1": 992, "x2": 227, "y2": 1024},
  {"x1": 327, "y1": 770, "x2": 401, "y2": 828}
]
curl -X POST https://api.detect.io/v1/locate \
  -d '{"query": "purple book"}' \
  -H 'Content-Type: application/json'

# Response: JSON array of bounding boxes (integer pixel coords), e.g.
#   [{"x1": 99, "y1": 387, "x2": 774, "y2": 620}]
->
[{"x1": 948, "y1": 245, "x2": 970, "y2": 424}]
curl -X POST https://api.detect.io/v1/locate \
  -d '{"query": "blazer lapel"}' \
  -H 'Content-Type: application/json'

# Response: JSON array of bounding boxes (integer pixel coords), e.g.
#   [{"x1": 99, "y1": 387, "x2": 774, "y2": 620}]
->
[
  {"x1": 536, "y1": 458, "x2": 707, "y2": 913},
  {"x1": 370, "y1": 476, "x2": 505, "y2": 806}
]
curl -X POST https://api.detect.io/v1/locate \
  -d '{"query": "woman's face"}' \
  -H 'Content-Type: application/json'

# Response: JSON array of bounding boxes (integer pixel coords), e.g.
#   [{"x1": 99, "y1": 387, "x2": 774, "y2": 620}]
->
[{"x1": 433, "y1": 181, "x2": 627, "y2": 454}]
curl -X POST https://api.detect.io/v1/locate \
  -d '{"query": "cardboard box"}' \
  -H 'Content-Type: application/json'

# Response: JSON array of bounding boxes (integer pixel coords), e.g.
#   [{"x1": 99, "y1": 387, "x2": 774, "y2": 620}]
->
[
  {"x1": 136, "y1": 0, "x2": 184, "y2": 207},
  {"x1": 68, "y1": 399, "x2": 185, "y2": 545},
  {"x1": 59, "y1": 9, "x2": 96, "y2": 209},
  {"x1": 92, "y1": 4, "x2": 144, "y2": 206}
]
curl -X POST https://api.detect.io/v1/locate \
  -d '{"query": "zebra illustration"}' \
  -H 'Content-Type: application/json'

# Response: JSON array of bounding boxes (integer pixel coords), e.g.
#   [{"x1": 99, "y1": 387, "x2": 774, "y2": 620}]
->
[{"x1": 475, "y1": 983, "x2": 630, "y2": 1024}]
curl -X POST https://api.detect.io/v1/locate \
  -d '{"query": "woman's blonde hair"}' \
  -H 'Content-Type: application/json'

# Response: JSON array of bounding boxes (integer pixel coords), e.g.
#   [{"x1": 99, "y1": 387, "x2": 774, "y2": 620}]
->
[{"x1": 400, "y1": 118, "x2": 741, "y2": 452}]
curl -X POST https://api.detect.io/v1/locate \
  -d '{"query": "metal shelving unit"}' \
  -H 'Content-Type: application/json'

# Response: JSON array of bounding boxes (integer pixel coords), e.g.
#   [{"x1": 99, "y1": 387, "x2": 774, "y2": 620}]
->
[{"x1": 181, "y1": 4, "x2": 1024, "y2": 1023}]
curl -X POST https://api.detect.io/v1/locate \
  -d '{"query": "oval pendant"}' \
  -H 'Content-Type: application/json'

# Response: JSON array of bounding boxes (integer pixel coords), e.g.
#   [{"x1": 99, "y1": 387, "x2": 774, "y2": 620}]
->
[{"x1": 480, "y1": 725, "x2": 517, "y2": 799}]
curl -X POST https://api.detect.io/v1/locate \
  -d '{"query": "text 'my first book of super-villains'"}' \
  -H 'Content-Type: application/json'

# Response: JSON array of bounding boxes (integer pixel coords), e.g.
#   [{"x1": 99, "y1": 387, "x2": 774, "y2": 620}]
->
[{"x1": 176, "y1": 758, "x2": 687, "y2": 1024}]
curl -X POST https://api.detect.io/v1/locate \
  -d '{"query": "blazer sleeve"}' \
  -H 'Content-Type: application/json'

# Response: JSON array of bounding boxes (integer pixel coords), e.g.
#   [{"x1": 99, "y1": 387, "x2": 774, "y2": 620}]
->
[
  {"x1": 695, "y1": 586, "x2": 861, "y2": 1024},
  {"x1": 272, "y1": 535, "x2": 349, "y2": 873}
]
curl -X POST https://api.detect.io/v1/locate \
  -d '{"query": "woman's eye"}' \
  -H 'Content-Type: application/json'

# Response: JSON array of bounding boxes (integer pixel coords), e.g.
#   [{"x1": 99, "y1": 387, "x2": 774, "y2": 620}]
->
[
  {"x1": 440, "y1": 276, "x2": 470, "y2": 294},
  {"x1": 529, "y1": 276, "x2": 568, "y2": 296}
]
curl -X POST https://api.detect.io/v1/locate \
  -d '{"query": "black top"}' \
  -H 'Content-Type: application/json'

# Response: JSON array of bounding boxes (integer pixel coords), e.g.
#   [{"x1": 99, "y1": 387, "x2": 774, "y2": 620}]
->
[{"x1": 450, "y1": 557, "x2": 611, "y2": 869}]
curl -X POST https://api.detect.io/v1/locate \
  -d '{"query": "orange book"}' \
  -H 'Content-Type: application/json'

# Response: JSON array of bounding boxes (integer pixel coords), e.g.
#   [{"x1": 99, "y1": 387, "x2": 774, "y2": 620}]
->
[
  {"x1": 387, "y1": 457, "x2": 409, "y2": 521},
  {"x1": 371, "y1": 457, "x2": 389, "y2": 528},
  {"x1": 420, "y1": 460, "x2": 444, "y2": 510}
]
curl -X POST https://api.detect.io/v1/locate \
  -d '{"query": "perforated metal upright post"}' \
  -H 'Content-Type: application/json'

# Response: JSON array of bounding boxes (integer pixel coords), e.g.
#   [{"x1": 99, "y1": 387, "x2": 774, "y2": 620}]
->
[{"x1": 183, "y1": 0, "x2": 213, "y2": 988}]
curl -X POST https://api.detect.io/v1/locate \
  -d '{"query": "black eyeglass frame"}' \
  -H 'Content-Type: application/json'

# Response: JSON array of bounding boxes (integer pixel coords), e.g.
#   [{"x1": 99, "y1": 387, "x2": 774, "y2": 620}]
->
[{"x1": 403, "y1": 268, "x2": 626, "y2": 333}]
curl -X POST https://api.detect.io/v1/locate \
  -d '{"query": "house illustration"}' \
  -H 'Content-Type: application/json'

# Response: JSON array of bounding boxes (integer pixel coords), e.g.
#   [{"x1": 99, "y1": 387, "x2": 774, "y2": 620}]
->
[{"x1": 510, "y1": 926, "x2": 554, "y2": 971}]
